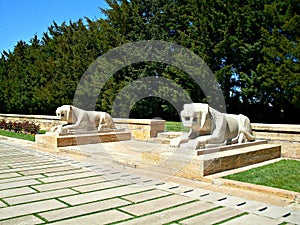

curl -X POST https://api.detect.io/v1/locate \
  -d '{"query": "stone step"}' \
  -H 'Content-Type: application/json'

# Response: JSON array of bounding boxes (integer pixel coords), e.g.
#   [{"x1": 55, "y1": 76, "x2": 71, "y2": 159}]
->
[{"x1": 200, "y1": 143, "x2": 281, "y2": 176}]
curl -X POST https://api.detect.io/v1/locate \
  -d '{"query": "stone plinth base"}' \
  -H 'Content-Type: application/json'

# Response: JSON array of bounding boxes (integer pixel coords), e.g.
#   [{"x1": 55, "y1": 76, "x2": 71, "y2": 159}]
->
[
  {"x1": 35, "y1": 130, "x2": 131, "y2": 148},
  {"x1": 138, "y1": 141, "x2": 281, "y2": 178},
  {"x1": 64, "y1": 140, "x2": 281, "y2": 179},
  {"x1": 200, "y1": 142, "x2": 281, "y2": 176}
]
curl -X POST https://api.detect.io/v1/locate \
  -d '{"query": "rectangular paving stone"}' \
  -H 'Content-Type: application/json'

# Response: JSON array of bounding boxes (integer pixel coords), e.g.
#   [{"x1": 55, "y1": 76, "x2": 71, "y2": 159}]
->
[
  {"x1": 0, "y1": 174, "x2": 45, "y2": 184},
  {"x1": 119, "y1": 200, "x2": 217, "y2": 225},
  {"x1": 60, "y1": 185, "x2": 151, "y2": 206},
  {"x1": 4, "y1": 188, "x2": 77, "y2": 205},
  {"x1": 222, "y1": 213, "x2": 281, "y2": 225},
  {"x1": 232, "y1": 199, "x2": 269, "y2": 213},
  {"x1": 180, "y1": 207, "x2": 243, "y2": 225},
  {"x1": 39, "y1": 171, "x2": 100, "y2": 183},
  {"x1": 0, "y1": 199, "x2": 67, "y2": 220},
  {"x1": 33, "y1": 176, "x2": 107, "y2": 192},
  {"x1": 73, "y1": 180, "x2": 132, "y2": 193},
  {"x1": 0, "y1": 179, "x2": 41, "y2": 191},
  {"x1": 0, "y1": 187, "x2": 36, "y2": 198},
  {"x1": 0, "y1": 215, "x2": 44, "y2": 225},
  {"x1": 39, "y1": 198, "x2": 131, "y2": 222},
  {"x1": 120, "y1": 194, "x2": 193, "y2": 216},
  {"x1": 50, "y1": 209, "x2": 132, "y2": 225},
  {"x1": 198, "y1": 191, "x2": 229, "y2": 202},
  {"x1": 43, "y1": 168, "x2": 85, "y2": 177},
  {"x1": 0, "y1": 172, "x2": 21, "y2": 179},
  {"x1": 122, "y1": 189, "x2": 171, "y2": 203},
  {"x1": 254, "y1": 205, "x2": 292, "y2": 220},
  {"x1": 0, "y1": 163, "x2": 66, "y2": 174},
  {"x1": 21, "y1": 166, "x2": 76, "y2": 176},
  {"x1": 214, "y1": 196, "x2": 248, "y2": 207},
  {"x1": 182, "y1": 188, "x2": 211, "y2": 199}
]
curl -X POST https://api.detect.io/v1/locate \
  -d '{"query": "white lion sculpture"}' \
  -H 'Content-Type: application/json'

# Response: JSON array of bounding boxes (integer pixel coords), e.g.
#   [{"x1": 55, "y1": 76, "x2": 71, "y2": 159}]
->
[
  {"x1": 50, "y1": 105, "x2": 115, "y2": 134},
  {"x1": 169, "y1": 103, "x2": 255, "y2": 149}
]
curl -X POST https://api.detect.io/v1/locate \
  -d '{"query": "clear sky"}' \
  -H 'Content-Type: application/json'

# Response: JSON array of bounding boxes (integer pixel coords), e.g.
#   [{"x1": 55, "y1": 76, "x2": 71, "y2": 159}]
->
[{"x1": 0, "y1": 0, "x2": 108, "y2": 53}]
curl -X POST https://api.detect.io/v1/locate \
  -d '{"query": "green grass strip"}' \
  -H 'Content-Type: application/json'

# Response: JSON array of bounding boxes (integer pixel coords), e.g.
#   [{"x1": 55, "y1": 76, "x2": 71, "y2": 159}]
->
[
  {"x1": 0, "y1": 129, "x2": 35, "y2": 141},
  {"x1": 165, "y1": 121, "x2": 189, "y2": 132},
  {"x1": 223, "y1": 159, "x2": 300, "y2": 192}
]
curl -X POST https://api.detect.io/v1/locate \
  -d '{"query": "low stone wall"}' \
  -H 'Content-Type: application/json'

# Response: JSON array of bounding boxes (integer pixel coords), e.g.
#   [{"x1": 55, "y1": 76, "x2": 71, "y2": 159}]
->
[
  {"x1": 0, "y1": 114, "x2": 165, "y2": 140},
  {"x1": 252, "y1": 123, "x2": 300, "y2": 142},
  {"x1": 252, "y1": 123, "x2": 300, "y2": 159}
]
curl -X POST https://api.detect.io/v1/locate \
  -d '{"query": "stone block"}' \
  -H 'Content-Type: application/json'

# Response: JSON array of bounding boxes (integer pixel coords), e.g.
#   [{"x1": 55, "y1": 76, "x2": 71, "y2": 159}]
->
[
  {"x1": 39, "y1": 198, "x2": 131, "y2": 222},
  {"x1": 47, "y1": 210, "x2": 132, "y2": 225},
  {"x1": 0, "y1": 199, "x2": 67, "y2": 220},
  {"x1": 59, "y1": 184, "x2": 151, "y2": 206},
  {"x1": 36, "y1": 130, "x2": 131, "y2": 148},
  {"x1": 0, "y1": 215, "x2": 44, "y2": 225},
  {"x1": 118, "y1": 201, "x2": 216, "y2": 225},
  {"x1": 180, "y1": 207, "x2": 243, "y2": 225},
  {"x1": 120, "y1": 194, "x2": 192, "y2": 216},
  {"x1": 4, "y1": 189, "x2": 77, "y2": 205}
]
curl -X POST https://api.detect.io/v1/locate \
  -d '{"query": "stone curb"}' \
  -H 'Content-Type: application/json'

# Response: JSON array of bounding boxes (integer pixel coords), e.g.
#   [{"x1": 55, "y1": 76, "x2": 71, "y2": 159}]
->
[{"x1": 212, "y1": 178, "x2": 300, "y2": 203}]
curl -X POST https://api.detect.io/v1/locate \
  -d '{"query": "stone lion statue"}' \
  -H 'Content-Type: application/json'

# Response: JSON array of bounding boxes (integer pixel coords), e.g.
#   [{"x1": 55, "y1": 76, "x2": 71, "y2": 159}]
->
[
  {"x1": 169, "y1": 103, "x2": 255, "y2": 149},
  {"x1": 50, "y1": 105, "x2": 115, "y2": 134}
]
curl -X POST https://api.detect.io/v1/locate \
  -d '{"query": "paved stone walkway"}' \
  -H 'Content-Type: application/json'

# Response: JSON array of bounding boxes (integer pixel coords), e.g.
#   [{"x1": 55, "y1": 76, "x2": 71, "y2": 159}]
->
[{"x1": 0, "y1": 140, "x2": 299, "y2": 224}]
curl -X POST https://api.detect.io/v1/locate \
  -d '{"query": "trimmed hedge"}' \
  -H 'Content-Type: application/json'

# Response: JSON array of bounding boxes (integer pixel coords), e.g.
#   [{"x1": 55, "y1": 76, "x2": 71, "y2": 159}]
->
[{"x1": 0, "y1": 120, "x2": 40, "y2": 135}]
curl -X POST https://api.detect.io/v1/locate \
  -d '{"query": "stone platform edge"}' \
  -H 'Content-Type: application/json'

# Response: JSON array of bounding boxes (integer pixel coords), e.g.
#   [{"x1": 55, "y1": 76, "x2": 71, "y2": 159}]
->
[{"x1": 35, "y1": 131, "x2": 131, "y2": 148}]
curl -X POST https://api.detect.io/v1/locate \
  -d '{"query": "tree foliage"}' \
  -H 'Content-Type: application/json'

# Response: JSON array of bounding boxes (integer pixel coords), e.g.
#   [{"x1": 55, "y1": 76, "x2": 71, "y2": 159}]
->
[{"x1": 0, "y1": 0, "x2": 299, "y2": 123}]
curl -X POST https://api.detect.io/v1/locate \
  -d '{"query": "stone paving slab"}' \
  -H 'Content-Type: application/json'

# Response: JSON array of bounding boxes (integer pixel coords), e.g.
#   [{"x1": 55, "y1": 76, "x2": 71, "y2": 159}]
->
[
  {"x1": 0, "y1": 186, "x2": 36, "y2": 198},
  {"x1": 122, "y1": 189, "x2": 171, "y2": 203},
  {"x1": 20, "y1": 165, "x2": 76, "y2": 176},
  {"x1": 39, "y1": 171, "x2": 99, "y2": 183},
  {"x1": 49, "y1": 209, "x2": 133, "y2": 225},
  {"x1": 0, "y1": 172, "x2": 21, "y2": 179},
  {"x1": 39, "y1": 198, "x2": 131, "y2": 222},
  {"x1": 213, "y1": 195, "x2": 248, "y2": 207},
  {"x1": 60, "y1": 184, "x2": 152, "y2": 206},
  {"x1": 119, "y1": 200, "x2": 217, "y2": 225},
  {"x1": 180, "y1": 207, "x2": 244, "y2": 225},
  {"x1": 4, "y1": 188, "x2": 77, "y2": 205},
  {"x1": 0, "y1": 179, "x2": 41, "y2": 191},
  {"x1": 253, "y1": 204, "x2": 292, "y2": 219},
  {"x1": 32, "y1": 175, "x2": 107, "y2": 192},
  {"x1": 0, "y1": 215, "x2": 44, "y2": 225},
  {"x1": 43, "y1": 167, "x2": 86, "y2": 177},
  {"x1": 73, "y1": 179, "x2": 133, "y2": 193},
  {"x1": 120, "y1": 194, "x2": 193, "y2": 216},
  {"x1": 221, "y1": 213, "x2": 281, "y2": 225},
  {"x1": 0, "y1": 174, "x2": 45, "y2": 184},
  {"x1": 0, "y1": 199, "x2": 67, "y2": 220}
]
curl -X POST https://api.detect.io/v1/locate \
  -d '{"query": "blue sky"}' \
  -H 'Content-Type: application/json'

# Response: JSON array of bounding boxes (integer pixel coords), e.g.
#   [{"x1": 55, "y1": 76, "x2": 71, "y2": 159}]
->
[{"x1": 0, "y1": 0, "x2": 108, "y2": 53}]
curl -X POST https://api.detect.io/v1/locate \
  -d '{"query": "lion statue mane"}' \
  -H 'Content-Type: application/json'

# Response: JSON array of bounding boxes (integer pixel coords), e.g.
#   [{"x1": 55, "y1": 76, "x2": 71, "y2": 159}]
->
[
  {"x1": 50, "y1": 105, "x2": 115, "y2": 134},
  {"x1": 169, "y1": 103, "x2": 255, "y2": 149}
]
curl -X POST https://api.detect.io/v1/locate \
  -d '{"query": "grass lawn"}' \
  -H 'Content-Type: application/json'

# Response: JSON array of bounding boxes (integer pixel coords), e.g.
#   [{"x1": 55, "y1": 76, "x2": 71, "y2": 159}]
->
[
  {"x1": 0, "y1": 130, "x2": 46, "y2": 142},
  {"x1": 165, "y1": 121, "x2": 189, "y2": 132},
  {"x1": 223, "y1": 159, "x2": 300, "y2": 193}
]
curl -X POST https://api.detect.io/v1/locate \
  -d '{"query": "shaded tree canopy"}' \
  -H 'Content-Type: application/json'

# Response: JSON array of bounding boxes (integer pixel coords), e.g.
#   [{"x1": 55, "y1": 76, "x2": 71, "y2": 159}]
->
[{"x1": 0, "y1": 0, "x2": 299, "y2": 123}]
